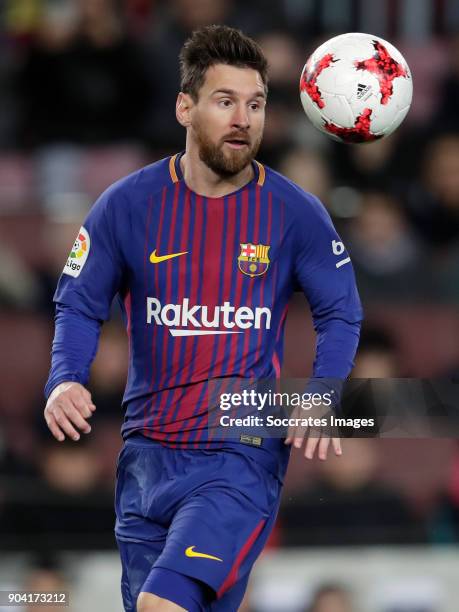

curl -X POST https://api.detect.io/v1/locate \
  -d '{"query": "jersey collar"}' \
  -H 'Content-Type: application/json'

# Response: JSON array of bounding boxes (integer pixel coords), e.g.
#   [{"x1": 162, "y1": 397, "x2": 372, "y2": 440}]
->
[{"x1": 169, "y1": 152, "x2": 265, "y2": 187}]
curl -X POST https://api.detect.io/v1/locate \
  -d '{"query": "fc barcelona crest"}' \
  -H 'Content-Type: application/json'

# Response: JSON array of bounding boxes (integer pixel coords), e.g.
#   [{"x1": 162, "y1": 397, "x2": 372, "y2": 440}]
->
[{"x1": 238, "y1": 243, "x2": 270, "y2": 277}]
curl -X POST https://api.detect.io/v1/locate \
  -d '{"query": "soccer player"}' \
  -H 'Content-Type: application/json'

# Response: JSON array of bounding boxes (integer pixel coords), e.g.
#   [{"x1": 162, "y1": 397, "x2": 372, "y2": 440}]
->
[{"x1": 44, "y1": 25, "x2": 362, "y2": 612}]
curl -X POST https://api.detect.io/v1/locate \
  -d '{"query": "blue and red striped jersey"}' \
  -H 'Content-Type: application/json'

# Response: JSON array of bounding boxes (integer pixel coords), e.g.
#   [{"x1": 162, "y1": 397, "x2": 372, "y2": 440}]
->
[{"x1": 52, "y1": 153, "x2": 362, "y2": 447}]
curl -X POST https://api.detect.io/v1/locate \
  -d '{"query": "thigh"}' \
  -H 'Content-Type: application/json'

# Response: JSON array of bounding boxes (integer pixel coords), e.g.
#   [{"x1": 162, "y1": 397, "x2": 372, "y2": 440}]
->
[
  {"x1": 210, "y1": 490, "x2": 280, "y2": 611},
  {"x1": 117, "y1": 537, "x2": 165, "y2": 612},
  {"x1": 115, "y1": 443, "x2": 172, "y2": 543},
  {"x1": 153, "y1": 451, "x2": 282, "y2": 609},
  {"x1": 117, "y1": 503, "x2": 278, "y2": 612},
  {"x1": 115, "y1": 443, "x2": 170, "y2": 611}
]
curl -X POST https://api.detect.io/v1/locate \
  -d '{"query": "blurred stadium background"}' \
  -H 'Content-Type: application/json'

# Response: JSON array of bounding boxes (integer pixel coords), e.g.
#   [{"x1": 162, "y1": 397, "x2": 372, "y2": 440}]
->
[{"x1": 0, "y1": 0, "x2": 459, "y2": 610}]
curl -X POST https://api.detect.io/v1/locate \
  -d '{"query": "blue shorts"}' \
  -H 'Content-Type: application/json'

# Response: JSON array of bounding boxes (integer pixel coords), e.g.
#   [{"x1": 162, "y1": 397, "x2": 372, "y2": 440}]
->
[{"x1": 115, "y1": 436, "x2": 283, "y2": 611}]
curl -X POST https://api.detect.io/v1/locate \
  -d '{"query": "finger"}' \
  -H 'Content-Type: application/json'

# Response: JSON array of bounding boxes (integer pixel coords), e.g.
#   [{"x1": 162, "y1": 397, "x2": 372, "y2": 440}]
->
[
  {"x1": 318, "y1": 436, "x2": 330, "y2": 461},
  {"x1": 53, "y1": 406, "x2": 81, "y2": 441},
  {"x1": 64, "y1": 383, "x2": 95, "y2": 412},
  {"x1": 60, "y1": 401, "x2": 92, "y2": 434},
  {"x1": 285, "y1": 424, "x2": 294, "y2": 445},
  {"x1": 293, "y1": 422, "x2": 309, "y2": 449},
  {"x1": 79, "y1": 387, "x2": 96, "y2": 411},
  {"x1": 284, "y1": 426, "x2": 296, "y2": 446},
  {"x1": 295, "y1": 414, "x2": 309, "y2": 449},
  {"x1": 45, "y1": 413, "x2": 65, "y2": 442},
  {"x1": 285, "y1": 408, "x2": 299, "y2": 445},
  {"x1": 70, "y1": 393, "x2": 94, "y2": 419},
  {"x1": 305, "y1": 433, "x2": 320, "y2": 459},
  {"x1": 332, "y1": 437, "x2": 342, "y2": 456},
  {"x1": 285, "y1": 425, "x2": 307, "y2": 447},
  {"x1": 294, "y1": 434, "x2": 304, "y2": 449}
]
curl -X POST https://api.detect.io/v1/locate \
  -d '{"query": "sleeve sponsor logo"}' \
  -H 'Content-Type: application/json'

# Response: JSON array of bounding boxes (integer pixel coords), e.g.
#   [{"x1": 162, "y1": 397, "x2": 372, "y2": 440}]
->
[
  {"x1": 63, "y1": 226, "x2": 90, "y2": 278},
  {"x1": 332, "y1": 240, "x2": 351, "y2": 268}
]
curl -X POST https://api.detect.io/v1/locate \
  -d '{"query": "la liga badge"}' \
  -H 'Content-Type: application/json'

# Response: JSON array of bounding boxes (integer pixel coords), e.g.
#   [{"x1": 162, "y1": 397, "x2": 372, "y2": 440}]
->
[
  {"x1": 238, "y1": 243, "x2": 270, "y2": 277},
  {"x1": 63, "y1": 226, "x2": 90, "y2": 278}
]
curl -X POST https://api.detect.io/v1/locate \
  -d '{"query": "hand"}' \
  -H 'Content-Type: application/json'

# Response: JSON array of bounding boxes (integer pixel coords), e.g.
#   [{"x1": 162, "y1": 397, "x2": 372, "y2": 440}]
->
[
  {"x1": 44, "y1": 382, "x2": 96, "y2": 442},
  {"x1": 286, "y1": 431, "x2": 342, "y2": 460},
  {"x1": 284, "y1": 406, "x2": 342, "y2": 460}
]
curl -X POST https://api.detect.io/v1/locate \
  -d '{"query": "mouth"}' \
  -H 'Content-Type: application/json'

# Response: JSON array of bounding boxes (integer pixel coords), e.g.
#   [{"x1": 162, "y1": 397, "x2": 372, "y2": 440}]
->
[{"x1": 224, "y1": 138, "x2": 250, "y2": 150}]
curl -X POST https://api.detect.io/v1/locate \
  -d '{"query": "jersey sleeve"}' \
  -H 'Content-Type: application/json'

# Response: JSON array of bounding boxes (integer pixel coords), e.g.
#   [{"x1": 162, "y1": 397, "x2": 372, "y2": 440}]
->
[
  {"x1": 44, "y1": 303, "x2": 101, "y2": 399},
  {"x1": 294, "y1": 193, "x2": 363, "y2": 325},
  {"x1": 294, "y1": 193, "x2": 363, "y2": 381},
  {"x1": 53, "y1": 187, "x2": 126, "y2": 321}
]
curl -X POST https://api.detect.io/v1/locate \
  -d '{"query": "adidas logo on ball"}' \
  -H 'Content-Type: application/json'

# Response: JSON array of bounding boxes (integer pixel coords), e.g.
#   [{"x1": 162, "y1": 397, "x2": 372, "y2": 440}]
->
[{"x1": 357, "y1": 83, "x2": 371, "y2": 99}]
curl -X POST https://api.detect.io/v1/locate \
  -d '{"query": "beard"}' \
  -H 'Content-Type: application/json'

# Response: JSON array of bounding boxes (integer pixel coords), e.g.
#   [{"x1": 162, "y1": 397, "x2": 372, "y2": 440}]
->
[{"x1": 193, "y1": 118, "x2": 263, "y2": 177}]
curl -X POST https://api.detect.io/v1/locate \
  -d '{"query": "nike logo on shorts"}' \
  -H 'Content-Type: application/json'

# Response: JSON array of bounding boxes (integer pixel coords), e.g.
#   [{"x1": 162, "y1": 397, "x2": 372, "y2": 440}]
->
[{"x1": 185, "y1": 546, "x2": 223, "y2": 562}]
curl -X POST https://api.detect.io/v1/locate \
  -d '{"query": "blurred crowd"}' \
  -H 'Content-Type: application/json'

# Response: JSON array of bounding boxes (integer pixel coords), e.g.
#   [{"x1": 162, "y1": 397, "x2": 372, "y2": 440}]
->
[{"x1": 0, "y1": 1, "x2": 459, "y2": 609}]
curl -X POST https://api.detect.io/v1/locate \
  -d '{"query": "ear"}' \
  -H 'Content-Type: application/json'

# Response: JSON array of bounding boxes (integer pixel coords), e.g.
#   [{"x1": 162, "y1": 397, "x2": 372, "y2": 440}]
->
[{"x1": 176, "y1": 92, "x2": 193, "y2": 127}]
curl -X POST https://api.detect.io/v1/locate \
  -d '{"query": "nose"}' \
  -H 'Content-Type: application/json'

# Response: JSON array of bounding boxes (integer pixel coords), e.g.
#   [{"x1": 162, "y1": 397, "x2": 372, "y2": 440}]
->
[{"x1": 232, "y1": 103, "x2": 249, "y2": 130}]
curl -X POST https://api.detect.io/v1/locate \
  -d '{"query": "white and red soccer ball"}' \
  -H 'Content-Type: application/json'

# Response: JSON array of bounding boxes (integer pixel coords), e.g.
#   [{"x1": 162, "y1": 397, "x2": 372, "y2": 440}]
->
[{"x1": 299, "y1": 33, "x2": 413, "y2": 143}]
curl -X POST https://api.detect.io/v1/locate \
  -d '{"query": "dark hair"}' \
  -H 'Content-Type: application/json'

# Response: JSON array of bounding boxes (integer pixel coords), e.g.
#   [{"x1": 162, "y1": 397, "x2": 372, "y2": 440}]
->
[{"x1": 179, "y1": 25, "x2": 268, "y2": 100}]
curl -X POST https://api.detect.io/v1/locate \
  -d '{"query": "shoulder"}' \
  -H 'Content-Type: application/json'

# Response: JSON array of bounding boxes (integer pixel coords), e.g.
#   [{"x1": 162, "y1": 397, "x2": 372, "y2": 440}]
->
[
  {"x1": 96, "y1": 156, "x2": 174, "y2": 209},
  {"x1": 262, "y1": 164, "x2": 331, "y2": 226}
]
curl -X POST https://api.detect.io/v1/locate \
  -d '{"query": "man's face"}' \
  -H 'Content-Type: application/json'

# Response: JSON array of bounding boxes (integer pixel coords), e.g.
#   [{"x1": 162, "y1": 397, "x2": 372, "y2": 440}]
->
[{"x1": 188, "y1": 64, "x2": 266, "y2": 176}]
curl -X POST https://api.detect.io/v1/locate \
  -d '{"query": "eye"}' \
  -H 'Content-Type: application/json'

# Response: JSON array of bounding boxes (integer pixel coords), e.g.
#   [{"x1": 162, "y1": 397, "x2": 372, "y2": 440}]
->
[
  {"x1": 218, "y1": 99, "x2": 232, "y2": 108},
  {"x1": 250, "y1": 102, "x2": 260, "y2": 111}
]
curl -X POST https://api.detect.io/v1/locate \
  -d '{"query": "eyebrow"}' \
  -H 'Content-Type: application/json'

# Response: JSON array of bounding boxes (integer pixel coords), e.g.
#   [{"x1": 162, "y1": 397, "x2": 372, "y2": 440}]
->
[{"x1": 211, "y1": 88, "x2": 266, "y2": 99}]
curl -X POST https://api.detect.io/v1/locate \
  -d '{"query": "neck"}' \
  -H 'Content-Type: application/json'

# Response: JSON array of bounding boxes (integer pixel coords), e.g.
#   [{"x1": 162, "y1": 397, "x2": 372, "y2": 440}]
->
[{"x1": 180, "y1": 135, "x2": 254, "y2": 198}]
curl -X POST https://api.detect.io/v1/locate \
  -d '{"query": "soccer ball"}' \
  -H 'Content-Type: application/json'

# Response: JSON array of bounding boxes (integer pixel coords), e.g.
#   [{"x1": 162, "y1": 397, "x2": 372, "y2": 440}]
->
[{"x1": 299, "y1": 32, "x2": 413, "y2": 143}]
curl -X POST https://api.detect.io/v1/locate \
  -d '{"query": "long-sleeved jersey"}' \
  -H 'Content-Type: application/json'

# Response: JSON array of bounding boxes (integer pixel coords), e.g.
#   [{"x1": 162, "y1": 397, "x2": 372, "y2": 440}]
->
[{"x1": 46, "y1": 153, "x2": 362, "y2": 455}]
